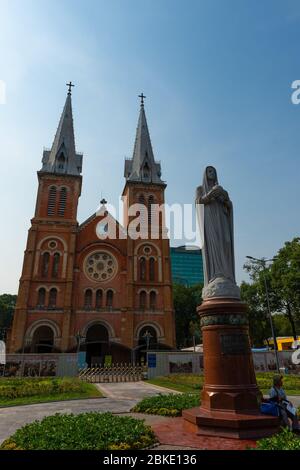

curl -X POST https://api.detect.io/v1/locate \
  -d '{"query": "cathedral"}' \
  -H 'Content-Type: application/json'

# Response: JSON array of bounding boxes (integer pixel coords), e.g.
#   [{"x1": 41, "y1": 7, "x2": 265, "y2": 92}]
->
[{"x1": 8, "y1": 86, "x2": 176, "y2": 365}]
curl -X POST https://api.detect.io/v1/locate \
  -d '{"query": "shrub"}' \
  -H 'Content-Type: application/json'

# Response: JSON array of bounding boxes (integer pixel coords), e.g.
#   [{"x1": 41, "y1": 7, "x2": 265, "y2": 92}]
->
[
  {"x1": 0, "y1": 412, "x2": 156, "y2": 450},
  {"x1": 256, "y1": 373, "x2": 300, "y2": 392},
  {"x1": 253, "y1": 427, "x2": 300, "y2": 450},
  {"x1": 132, "y1": 393, "x2": 200, "y2": 416},
  {"x1": 0, "y1": 377, "x2": 88, "y2": 400}
]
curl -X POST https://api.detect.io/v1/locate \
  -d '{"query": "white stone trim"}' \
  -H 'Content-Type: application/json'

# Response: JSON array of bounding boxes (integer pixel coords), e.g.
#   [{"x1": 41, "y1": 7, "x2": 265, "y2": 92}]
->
[
  {"x1": 81, "y1": 319, "x2": 116, "y2": 341},
  {"x1": 135, "y1": 321, "x2": 163, "y2": 340}
]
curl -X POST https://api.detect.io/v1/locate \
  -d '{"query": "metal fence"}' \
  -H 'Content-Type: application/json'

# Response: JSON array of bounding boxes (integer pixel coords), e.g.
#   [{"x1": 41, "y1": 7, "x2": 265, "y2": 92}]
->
[{"x1": 78, "y1": 363, "x2": 147, "y2": 383}]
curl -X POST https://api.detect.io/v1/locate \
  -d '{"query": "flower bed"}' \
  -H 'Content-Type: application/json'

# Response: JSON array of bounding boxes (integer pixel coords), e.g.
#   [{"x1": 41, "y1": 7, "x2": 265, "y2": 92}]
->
[
  {"x1": 131, "y1": 393, "x2": 200, "y2": 416},
  {"x1": 0, "y1": 412, "x2": 156, "y2": 450},
  {"x1": 0, "y1": 377, "x2": 101, "y2": 406},
  {"x1": 253, "y1": 428, "x2": 300, "y2": 450},
  {"x1": 147, "y1": 373, "x2": 300, "y2": 395}
]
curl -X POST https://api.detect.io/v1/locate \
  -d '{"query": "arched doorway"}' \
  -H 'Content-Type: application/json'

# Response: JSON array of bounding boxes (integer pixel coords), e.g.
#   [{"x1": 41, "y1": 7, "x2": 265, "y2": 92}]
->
[
  {"x1": 137, "y1": 326, "x2": 158, "y2": 364},
  {"x1": 85, "y1": 324, "x2": 109, "y2": 366},
  {"x1": 32, "y1": 326, "x2": 54, "y2": 353}
]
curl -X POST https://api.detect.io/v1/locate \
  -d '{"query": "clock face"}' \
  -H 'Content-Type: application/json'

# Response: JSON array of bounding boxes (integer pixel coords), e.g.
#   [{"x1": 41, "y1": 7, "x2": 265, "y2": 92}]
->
[{"x1": 84, "y1": 251, "x2": 118, "y2": 282}]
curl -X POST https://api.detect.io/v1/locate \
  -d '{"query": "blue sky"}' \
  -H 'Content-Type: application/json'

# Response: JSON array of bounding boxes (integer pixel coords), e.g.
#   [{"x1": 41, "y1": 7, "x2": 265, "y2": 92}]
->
[{"x1": 0, "y1": 0, "x2": 300, "y2": 293}]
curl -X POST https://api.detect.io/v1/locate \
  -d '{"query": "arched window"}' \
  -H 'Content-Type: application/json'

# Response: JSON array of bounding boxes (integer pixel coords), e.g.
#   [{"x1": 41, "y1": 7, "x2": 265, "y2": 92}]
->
[
  {"x1": 150, "y1": 291, "x2": 157, "y2": 310},
  {"x1": 52, "y1": 253, "x2": 60, "y2": 278},
  {"x1": 41, "y1": 252, "x2": 50, "y2": 277},
  {"x1": 138, "y1": 194, "x2": 147, "y2": 231},
  {"x1": 138, "y1": 194, "x2": 145, "y2": 205},
  {"x1": 139, "y1": 257, "x2": 146, "y2": 281},
  {"x1": 49, "y1": 288, "x2": 57, "y2": 309},
  {"x1": 47, "y1": 186, "x2": 57, "y2": 216},
  {"x1": 58, "y1": 187, "x2": 67, "y2": 217},
  {"x1": 143, "y1": 161, "x2": 150, "y2": 180},
  {"x1": 37, "y1": 288, "x2": 46, "y2": 307},
  {"x1": 95, "y1": 289, "x2": 103, "y2": 309},
  {"x1": 139, "y1": 291, "x2": 147, "y2": 310},
  {"x1": 148, "y1": 195, "x2": 154, "y2": 228},
  {"x1": 57, "y1": 152, "x2": 65, "y2": 171},
  {"x1": 84, "y1": 289, "x2": 93, "y2": 309},
  {"x1": 149, "y1": 257, "x2": 155, "y2": 281},
  {"x1": 106, "y1": 290, "x2": 113, "y2": 308}
]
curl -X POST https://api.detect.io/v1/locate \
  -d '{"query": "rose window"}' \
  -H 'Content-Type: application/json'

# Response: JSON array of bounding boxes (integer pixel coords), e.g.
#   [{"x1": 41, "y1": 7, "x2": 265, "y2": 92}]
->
[{"x1": 84, "y1": 252, "x2": 117, "y2": 282}]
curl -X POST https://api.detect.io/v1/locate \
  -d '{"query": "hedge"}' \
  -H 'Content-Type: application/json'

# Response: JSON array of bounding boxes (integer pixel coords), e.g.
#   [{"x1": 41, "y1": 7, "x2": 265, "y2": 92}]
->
[
  {"x1": 0, "y1": 412, "x2": 156, "y2": 450},
  {"x1": 132, "y1": 393, "x2": 200, "y2": 416}
]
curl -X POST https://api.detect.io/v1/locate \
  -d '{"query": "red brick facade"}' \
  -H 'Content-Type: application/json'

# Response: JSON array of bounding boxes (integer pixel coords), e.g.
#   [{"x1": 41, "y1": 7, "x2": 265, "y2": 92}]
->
[{"x1": 8, "y1": 93, "x2": 176, "y2": 364}]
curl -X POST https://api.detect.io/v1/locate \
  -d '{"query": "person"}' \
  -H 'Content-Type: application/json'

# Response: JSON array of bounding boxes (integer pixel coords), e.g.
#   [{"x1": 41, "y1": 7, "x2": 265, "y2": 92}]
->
[{"x1": 269, "y1": 374, "x2": 300, "y2": 433}]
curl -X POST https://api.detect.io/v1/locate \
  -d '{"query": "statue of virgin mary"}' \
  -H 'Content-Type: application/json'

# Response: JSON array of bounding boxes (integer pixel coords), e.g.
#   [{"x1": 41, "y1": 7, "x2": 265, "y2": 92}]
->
[{"x1": 195, "y1": 166, "x2": 240, "y2": 299}]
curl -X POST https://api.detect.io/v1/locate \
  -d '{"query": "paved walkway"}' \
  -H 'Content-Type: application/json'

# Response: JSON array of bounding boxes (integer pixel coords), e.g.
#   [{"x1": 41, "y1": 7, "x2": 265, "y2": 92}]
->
[
  {"x1": 0, "y1": 383, "x2": 299, "y2": 449},
  {"x1": 0, "y1": 381, "x2": 178, "y2": 445},
  {"x1": 96, "y1": 381, "x2": 180, "y2": 400}
]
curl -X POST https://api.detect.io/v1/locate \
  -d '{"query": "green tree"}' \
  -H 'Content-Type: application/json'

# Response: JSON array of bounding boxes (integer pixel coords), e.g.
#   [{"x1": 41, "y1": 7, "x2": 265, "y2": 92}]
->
[
  {"x1": 173, "y1": 283, "x2": 202, "y2": 348},
  {"x1": 0, "y1": 294, "x2": 17, "y2": 336},
  {"x1": 243, "y1": 237, "x2": 300, "y2": 345},
  {"x1": 272, "y1": 313, "x2": 294, "y2": 337},
  {"x1": 270, "y1": 238, "x2": 300, "y2": 339},
  {"x1": 240, "y1": 281, "x2": 270, "y2": 347}
]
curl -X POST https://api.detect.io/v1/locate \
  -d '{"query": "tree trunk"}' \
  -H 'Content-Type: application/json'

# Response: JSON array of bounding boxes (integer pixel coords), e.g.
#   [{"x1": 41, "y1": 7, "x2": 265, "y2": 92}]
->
[{"x1": 286, "y1": 302, "x2": 297, "y2": 340}]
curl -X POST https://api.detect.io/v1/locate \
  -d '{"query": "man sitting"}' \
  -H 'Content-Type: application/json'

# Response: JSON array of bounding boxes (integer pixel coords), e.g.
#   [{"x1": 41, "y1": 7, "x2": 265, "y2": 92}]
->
[{"x1": 269, "y1": 374, "x2": 300, "y2": 433}]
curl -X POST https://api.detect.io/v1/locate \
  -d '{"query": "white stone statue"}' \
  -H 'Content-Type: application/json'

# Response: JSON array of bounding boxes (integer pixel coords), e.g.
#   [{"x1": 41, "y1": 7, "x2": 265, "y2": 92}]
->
[{"x1": 196, "y1": 166, "x2": 240, "y2": 299}]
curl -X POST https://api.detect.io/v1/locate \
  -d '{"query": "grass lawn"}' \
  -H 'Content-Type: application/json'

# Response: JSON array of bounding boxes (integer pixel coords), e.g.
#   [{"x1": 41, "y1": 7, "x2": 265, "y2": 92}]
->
[
  {"x1": 147, "y1": 372, "x2": 300, "y2": 396},
  {"x1": 0, "y1": 377, "x2": 102, "y2": 407}
]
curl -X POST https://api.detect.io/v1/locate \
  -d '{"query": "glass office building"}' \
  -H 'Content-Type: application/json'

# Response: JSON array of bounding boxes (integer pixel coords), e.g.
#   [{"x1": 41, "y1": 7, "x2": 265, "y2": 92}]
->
[{"x1": 170, "y1": 245, "x2": 204, "y2": 286}]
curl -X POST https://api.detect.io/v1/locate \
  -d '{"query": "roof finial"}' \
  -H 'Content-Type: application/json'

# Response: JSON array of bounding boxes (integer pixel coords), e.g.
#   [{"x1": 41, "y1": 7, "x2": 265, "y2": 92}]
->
[
  {"x1": 138, "y1": 92, "x2": 146, "y2": 107},
  {"x1": 66, "y1": 81, "x2": 75, "y2": 95}
]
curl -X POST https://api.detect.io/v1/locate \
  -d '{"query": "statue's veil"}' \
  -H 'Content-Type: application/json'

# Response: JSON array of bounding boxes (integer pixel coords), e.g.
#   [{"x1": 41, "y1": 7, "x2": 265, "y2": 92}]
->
[
  {"x1": 196, "y1": 166, "x2": 218, "y2": 250},
  {"x1": 202, "y1": 166, "x2": 218, "y2": 194}
]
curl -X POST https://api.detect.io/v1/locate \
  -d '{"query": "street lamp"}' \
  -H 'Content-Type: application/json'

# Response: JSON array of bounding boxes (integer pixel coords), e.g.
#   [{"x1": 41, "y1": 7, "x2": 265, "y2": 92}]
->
[
  {"x1": 142, "y1": 330, "x2": 153, "y2": 352},
  {"x1": 74, "y1": 331, "x2": 86, "y2": 353},
  {"x1": 246, "y1": 255, "x2": 280, "y2": 372}
]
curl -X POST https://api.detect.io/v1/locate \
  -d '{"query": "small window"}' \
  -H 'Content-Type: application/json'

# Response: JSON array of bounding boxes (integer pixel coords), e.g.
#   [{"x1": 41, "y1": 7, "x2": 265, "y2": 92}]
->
[
  {"x1": 148, "y1": 195, "x2": 154, "y2": 227},
  {"x1": 143, "y1": 161, "x2": 150, "y2": 179},
  {"x1": 49, "y1": 288, "x2": 57, "y2": 308},
  {"x1": 52, "y1": 253, "x2": 60, "y2": 278},
  {"x1": 139, "y1": 257, "x2": 146, "y2": 281},
  {"x1": 57, "y1": 152, "x2": 65, "y2": 171},
  {"x1": 84, "y1": 289, "x2": 93, "y2": 309},
  {"x1": 37, "y1": 288, "x2": 46, "y2": 307},
  {"x1": 149, "y1": 257, "x2": 155, "y2": 281},
  {"x1": 139, "y1": 291, "x2": 147, "y2": 310},
  {"x1": 106, "y1": 290, "x2": 113, "y2": 308},
  {"x1": 58, "y1": 187, "x2": 67, "y2": 217},
  {"x1": 47, "y1": 186, "x2": 57, "y2": 216},
  {"x1": 95, "y1": 289, "x2": 103, "y2": 308},
  {"x1": 41, "y1": 252, "x2": 50, "y2": 277},
  {"x1": 150, "y1": 291, "x2": 156, "y2": 310}
]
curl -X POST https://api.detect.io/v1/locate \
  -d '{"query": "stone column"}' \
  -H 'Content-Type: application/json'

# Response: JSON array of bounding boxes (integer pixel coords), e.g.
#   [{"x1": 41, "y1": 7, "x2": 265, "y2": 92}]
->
[{"x1": 183, "y1": 297, "x2": 279, "y2": 439}]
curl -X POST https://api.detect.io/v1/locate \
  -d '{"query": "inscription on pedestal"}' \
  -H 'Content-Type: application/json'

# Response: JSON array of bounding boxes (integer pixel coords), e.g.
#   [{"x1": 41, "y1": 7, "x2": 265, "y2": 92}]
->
[{"x1": 220, "y1": 334, "x2": 249, "y2": 355}]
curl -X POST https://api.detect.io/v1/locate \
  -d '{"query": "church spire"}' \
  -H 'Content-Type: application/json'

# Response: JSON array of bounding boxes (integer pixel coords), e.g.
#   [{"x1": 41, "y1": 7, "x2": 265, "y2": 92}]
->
[
  {"x1": 41, "y1": 84, "x2": 82, "y2": 176},
  {"x1": 124, "y1": 95, "x2": 163, "y2": 184}
]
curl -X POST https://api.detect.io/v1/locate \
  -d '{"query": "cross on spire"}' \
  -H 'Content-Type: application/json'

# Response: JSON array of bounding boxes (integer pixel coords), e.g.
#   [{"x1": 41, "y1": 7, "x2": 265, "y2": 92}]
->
[
  {"x1": 66, "y1": 81, "x2": 75, "y2": 95},
  {"x1": 138, "y1": 93, "x2": 146, "y2": 107}
]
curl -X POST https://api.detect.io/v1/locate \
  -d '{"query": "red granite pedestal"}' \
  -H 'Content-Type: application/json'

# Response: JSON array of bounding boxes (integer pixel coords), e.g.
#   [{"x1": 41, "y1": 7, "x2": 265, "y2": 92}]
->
[{"x1": 183, "y1": 297, "x2": 279, "y2": 439}]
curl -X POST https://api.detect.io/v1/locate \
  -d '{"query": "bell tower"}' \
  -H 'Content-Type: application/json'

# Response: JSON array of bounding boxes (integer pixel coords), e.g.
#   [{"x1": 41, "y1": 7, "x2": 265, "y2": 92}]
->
[
  {"x1": 8, "y1": 84, "x2": 83, "y2": 353},
  {"x1": 122, "y1": 95, "x2": 176, "y2": 351}
]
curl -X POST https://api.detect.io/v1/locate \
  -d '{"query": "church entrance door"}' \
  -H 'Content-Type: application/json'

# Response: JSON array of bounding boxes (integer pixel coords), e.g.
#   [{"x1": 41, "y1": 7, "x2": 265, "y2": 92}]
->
[{"x1": 85, "y1": 324, "x2": 109, "y2": 366}]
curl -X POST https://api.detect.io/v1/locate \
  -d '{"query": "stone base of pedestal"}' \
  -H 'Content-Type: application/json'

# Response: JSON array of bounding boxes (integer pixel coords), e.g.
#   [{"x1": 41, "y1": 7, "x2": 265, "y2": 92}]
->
[{"x1": 183, "y1": 407, "x2": 279, "y2": 439}]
